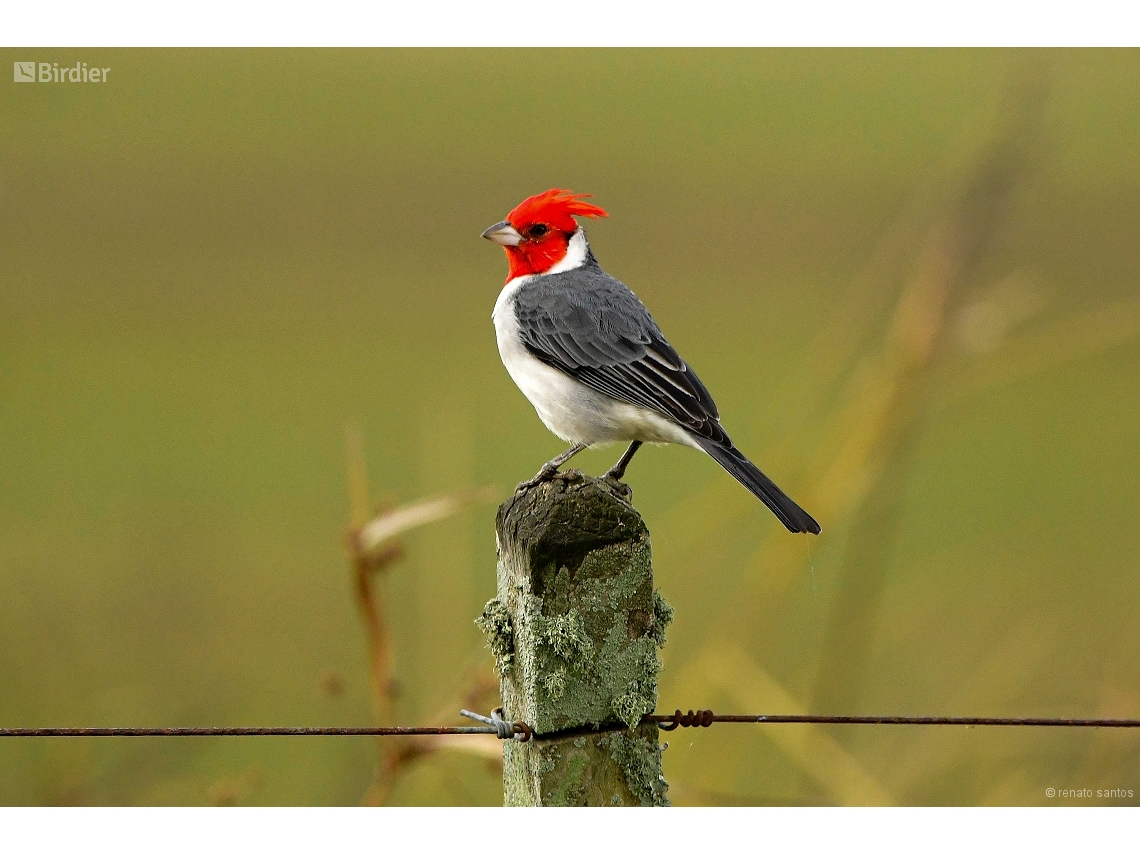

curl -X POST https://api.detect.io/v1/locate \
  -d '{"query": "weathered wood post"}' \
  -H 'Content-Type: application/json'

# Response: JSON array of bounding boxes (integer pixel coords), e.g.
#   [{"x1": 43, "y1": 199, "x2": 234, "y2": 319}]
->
[{"x1": 477, "y1": 470, "x2": 673, "y2": 806}]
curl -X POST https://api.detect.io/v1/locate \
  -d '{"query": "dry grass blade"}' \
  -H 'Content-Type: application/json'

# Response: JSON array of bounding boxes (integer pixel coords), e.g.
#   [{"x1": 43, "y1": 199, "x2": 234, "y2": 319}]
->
[
  {"x1": 361, "y1": 668, "x2": 503, "y2": 806},
  {"x1": 670, "y1": 78, "x2": 1044, "y2": 653},
  {"x1": 651, "y1": 81, "x2": 1039, "y2": 640},
  {"x1": 670, "y1": 642, "x2": 894, "y2": 805},
  {"x1": 935, "y1": 292, "x2": 1140, "y2": 409},
  {"x1": 646, "y1": 76, "x2": 1053, "y2": 808},
  {"x1": 344, "y1": 424, "x2": 500, "y2": 805},
  {"x1": 810, "y1": 77, "x2": 1047, "y2": 715},
  {"x1": 354, "y1": 488, "x2": 497, "y2": 559}
]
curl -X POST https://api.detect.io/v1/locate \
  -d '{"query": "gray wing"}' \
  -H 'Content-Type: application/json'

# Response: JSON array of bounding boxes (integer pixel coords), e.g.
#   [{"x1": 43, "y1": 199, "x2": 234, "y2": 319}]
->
[{"x1": 512, "y1": 264, "x2": 729, "y2": 444}]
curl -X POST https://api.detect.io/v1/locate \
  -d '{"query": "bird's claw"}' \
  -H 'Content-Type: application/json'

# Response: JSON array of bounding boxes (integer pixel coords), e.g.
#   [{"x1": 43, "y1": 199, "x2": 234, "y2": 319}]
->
[
  {"x1": 515, "y1": 465, "x2": 559, "y2": 493},
  {"x1": 603, "y1": 473, "x2": 633, "y2": 500}
]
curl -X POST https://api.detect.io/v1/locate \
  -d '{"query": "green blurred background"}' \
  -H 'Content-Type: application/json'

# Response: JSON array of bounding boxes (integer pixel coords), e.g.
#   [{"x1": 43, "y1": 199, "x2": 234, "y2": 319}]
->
[{"x1": 1, "y1": 49, "x2": 1138, "y2": 806}]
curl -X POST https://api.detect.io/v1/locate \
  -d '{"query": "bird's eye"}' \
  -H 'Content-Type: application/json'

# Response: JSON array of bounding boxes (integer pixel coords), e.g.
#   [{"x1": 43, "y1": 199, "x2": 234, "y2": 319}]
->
[{"x1": 527, "y1": 224, "x2": 549, "y2": 239}]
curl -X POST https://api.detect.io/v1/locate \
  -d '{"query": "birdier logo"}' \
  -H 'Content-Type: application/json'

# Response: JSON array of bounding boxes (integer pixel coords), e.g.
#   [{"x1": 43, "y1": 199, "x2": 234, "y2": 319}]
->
[{"x1": 13, "y1": 61, "x2": 110, "y2": 83}]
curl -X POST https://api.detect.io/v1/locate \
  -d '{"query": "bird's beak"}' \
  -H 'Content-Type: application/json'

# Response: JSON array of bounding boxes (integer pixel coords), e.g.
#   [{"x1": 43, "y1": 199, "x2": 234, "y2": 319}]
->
[{"x1": 482, "y1": 221, "x2": 523, "y2": 247}]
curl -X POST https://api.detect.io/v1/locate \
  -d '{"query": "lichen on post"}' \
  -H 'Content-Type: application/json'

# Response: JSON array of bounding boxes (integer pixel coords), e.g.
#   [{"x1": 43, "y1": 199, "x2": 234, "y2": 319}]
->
[{"x1": 476, "y1": 470, "x2": 673, "y2": 806}]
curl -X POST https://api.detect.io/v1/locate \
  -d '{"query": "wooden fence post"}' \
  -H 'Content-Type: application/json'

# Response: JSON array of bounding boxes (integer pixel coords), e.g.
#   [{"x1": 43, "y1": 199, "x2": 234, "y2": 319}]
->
[{"x1": 477, "y1": 470, "x2": 673, "y2": 806}]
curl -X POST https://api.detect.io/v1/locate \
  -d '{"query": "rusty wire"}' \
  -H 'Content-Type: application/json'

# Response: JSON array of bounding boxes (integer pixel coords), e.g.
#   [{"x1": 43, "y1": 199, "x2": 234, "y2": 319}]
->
[
  {"x1": 649, "y1": 710, "x2": 1140, "y2": 730},
  {"x1": 2, "y1": 709, "x2": 1138, "y2": 740},
  {"x1": 0, "y1": 726, "x2": 507, "y2": 738}
]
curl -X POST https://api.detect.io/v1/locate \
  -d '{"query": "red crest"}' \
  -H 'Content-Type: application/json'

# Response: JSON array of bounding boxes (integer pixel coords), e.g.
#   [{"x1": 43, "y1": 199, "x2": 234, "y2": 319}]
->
[{"x1": 507, "y1": 189, "x2": 608, "y2": 233}]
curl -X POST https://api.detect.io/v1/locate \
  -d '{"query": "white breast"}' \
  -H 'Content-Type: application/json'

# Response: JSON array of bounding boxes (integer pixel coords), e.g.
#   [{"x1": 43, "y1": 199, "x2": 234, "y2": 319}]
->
[{"x1": 492, "y1": 263, "x2": 698, "y2": 450}]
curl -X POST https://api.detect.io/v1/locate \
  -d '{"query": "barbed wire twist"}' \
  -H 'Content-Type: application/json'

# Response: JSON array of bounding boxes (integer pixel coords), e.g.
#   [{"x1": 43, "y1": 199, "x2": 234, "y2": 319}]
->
[{"x1": 459, "y1": 707, "x2": 533, "y2": 741}]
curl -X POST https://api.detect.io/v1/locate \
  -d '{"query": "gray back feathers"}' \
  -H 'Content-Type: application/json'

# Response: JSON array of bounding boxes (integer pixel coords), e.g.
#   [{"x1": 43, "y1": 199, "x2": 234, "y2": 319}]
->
[{"x1": 510, "y1": 257, "x2": 727, "y2": 443}]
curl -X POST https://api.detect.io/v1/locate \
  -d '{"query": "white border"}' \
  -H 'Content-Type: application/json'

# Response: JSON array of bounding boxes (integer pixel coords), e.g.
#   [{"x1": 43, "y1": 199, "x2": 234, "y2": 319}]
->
[
  {"x1": 3, "y1": 806, "x2": 1138, "y2": 854},
  {"x1": 3, "y1": 0, "x2": 1137, "y2": 840},
  {"x1": 2, "y1": 1, "x2": 1139, "y2": 47}
]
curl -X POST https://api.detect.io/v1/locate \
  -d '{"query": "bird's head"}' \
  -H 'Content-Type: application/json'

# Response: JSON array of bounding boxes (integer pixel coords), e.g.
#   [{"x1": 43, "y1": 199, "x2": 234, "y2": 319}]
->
[{"x1": 482, "y1": 188, "x2": 608, "y2": 281}]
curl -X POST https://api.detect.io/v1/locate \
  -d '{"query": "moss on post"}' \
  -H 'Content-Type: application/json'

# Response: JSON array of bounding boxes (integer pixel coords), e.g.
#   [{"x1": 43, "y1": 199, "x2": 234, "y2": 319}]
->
[{"x1": 477, "y1": 470, "x2": 672, "y2": 806}]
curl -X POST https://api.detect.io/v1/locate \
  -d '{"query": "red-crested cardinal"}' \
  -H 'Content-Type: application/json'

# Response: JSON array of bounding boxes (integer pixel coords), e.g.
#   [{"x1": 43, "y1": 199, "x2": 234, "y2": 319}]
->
[{"x1": 483, "y1": 188, "x2": 820, "y2": 534}]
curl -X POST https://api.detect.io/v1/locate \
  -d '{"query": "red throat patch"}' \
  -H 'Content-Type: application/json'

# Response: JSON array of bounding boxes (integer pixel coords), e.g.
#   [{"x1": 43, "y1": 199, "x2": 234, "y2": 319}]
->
[{"x1": 502, "y1": 189, "x2": 608, "y2": 281}]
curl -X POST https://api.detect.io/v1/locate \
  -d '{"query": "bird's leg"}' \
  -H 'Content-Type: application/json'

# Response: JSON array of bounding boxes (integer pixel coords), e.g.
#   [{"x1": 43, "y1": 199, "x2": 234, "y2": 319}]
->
[
  {"x1": 516, "y1": 442, "x2": 589, "y2": 492},
  {"x1": 604, "y1": 441, "x2": 642, "y2": 483}
]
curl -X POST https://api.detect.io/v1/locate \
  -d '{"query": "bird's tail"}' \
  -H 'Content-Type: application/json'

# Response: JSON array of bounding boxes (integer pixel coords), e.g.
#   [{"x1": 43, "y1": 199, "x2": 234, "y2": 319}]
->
[{"x1": 693, "y1": 436, "x2": 821, "y2": 534}]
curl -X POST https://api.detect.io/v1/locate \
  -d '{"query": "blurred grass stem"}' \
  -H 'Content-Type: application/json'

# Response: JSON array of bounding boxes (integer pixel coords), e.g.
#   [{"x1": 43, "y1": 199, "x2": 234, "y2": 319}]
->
[{"x1": 344, "y1": 424, "x2": 498, "y2": 804}]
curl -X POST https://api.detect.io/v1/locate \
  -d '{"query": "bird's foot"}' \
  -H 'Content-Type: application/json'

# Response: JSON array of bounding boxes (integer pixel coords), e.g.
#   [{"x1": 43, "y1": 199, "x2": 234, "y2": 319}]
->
[
  {"x1": 602, "y1": 472, "x2": 633, "y2": 500},
  {"x1": 516, "y1": 443, "x2": 590, "y2": 493},
  {"x1": 601, "y1": 442, "x2": 640, "y2": 499},
  {"x1": 515, "y1": 464, "x2": 560, "y2": 493}
]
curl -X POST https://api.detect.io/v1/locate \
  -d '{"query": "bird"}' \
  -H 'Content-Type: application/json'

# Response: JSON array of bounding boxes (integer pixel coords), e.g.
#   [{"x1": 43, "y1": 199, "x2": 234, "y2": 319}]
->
[{"x1": 482, "y1": 188, "x2": 820, "y2": 535}]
